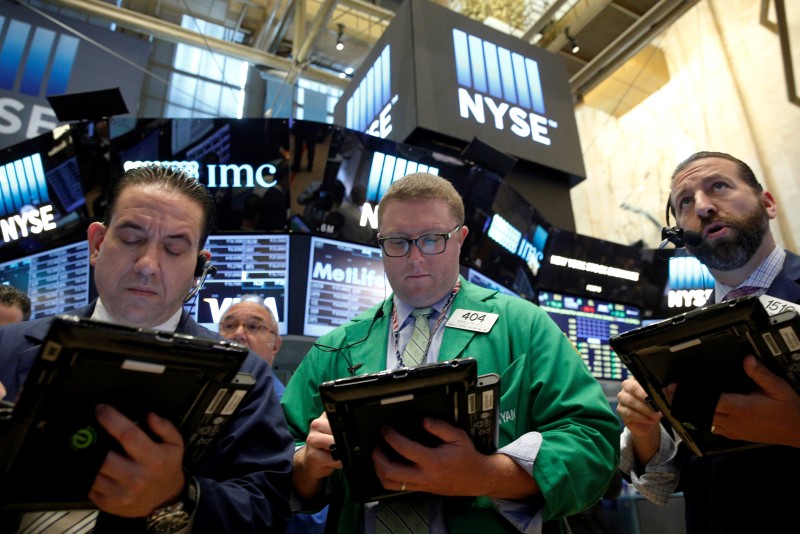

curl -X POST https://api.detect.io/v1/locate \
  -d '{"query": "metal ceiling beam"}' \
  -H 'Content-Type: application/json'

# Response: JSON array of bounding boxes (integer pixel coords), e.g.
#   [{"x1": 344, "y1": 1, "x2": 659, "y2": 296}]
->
[
  {"x1": 36, "y1": 0, "x2": 349, "y2": 88},
  {"x1": 521, "y1": 0, "x2": 573, "y2": 43},
  {"x1": 567, "y1": 0, "x2": 699, "y2": 96}
]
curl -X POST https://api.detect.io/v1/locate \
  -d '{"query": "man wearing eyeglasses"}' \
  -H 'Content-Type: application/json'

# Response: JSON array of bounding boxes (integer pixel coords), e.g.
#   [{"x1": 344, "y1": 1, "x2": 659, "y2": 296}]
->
[
  {"x1": 281, "y1": 172, "x2": 620, "y2": 533},
  {"x1": 219, "y1": 296, "x2": 285, "y2": 396}
]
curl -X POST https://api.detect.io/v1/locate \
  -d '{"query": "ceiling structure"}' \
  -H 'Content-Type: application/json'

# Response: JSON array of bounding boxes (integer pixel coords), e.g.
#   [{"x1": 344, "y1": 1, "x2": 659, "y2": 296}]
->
[{"x1": 38, "y1": 0, "x2": 700, "y2": 114}]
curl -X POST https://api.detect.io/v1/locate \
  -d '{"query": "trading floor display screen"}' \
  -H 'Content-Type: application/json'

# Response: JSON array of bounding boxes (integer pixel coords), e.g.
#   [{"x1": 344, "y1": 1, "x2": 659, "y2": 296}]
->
[
  {"x1": 303, "y1": 236, "x2": 389, "y2": 337},
  {"x1": 190, "y1": 234, "x2": 290, "y2": 334},
  {"x1": 0, "y1": 241, "x2": 91, "y2": 320},
  {"x1": 537, "y1": 290, "x2": 641, "y2": 380}
]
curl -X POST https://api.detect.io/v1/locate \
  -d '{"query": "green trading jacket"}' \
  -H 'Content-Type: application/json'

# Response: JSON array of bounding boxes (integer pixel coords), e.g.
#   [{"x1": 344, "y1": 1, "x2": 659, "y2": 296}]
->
[{"x1": 281, "y1": 277, "x2": 620, "y2": 533}]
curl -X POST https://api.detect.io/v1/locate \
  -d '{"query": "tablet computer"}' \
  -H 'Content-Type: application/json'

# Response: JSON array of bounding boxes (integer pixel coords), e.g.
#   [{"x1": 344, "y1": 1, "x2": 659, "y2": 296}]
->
[
  {"x1": 319, "y1": 358, "x2": 500, "y2": 503},
  {"x1": 610, "y1": 295, "x2": 800, "y2": 457},
  {"x1": 0, "y1": 315, "x2": 253, "y2": 510}
]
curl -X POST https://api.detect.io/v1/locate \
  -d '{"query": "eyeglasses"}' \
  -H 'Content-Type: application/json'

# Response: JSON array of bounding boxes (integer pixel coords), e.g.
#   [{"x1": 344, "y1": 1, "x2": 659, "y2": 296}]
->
[
  {"x1": 378, "y1": 225, "x2": 461, "y2": 257},
  {"x1": 219, "y1": 321, "x2": 277, "y2": 336}
]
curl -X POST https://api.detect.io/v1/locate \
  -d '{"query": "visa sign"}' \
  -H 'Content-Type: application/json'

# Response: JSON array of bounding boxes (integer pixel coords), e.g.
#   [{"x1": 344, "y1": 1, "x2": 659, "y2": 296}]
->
[{"x1": 453, "y1": 29, "x2": 555, "y2": 146}]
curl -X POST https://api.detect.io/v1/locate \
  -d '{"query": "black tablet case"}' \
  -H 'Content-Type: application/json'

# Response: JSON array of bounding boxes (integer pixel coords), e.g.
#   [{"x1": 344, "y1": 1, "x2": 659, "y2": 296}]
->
[
  {"x1": 0, "y1": 315, "x2": 254, "y2": 510},
  {"x1": 610, "y1": 295, "x2": 800, "y2": 457},
  {"x1": 319, "y1": 358, "x2": 500, "y2": 503}
]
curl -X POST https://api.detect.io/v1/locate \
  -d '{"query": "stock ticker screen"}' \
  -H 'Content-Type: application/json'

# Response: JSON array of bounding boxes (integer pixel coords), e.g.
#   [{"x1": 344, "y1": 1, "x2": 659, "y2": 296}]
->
[
  {"x1": 537, "y1": 290, "x2": 641, "y2": 381},
  {"x1": 190, "y1": 233, "x2": 290, "y2": 334},
  {"x1": 303, "y1": 236, "x2": 390, "y2": 338},
  {"x1": 0, "y1": 241, "x2": 91, "y2": 320}
]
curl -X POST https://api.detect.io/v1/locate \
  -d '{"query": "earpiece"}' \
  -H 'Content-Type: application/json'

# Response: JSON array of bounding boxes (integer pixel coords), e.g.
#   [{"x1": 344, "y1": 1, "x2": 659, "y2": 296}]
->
[
  {"x1": 660, "y1": 198, "x2": 702, "y2": 248},
  {"x1": 194, "y1": 255, "x2": 209, "y2": 277},
  {"x1": 185, "y1": 255, "x2": 217, "y2": 304}
]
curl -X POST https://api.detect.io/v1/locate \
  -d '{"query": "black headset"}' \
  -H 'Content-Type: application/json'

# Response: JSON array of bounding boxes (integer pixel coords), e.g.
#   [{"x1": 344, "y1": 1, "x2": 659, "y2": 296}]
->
[
  {"x1": 661, "y1": 198, "x2": 701, "y2": 248},
  {"x1": 185, "y1": 255, "x2": 218, "y2": 303}
]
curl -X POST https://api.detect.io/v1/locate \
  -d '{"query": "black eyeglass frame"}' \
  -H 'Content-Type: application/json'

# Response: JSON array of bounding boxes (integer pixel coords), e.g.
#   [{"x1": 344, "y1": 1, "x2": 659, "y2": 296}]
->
[{"x1": 377, "y1": 225, "x2": 462, "y2": 257}]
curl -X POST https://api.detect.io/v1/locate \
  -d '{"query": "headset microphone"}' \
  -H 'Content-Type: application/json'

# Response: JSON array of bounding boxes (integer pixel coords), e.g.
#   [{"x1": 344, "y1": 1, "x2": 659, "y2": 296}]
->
[
  {"x1": 660, "y1": 226, "x2": 702, "y2": 248},
  {"x1": 184, "y1": 256, "x2": 218, "y2": 304}
]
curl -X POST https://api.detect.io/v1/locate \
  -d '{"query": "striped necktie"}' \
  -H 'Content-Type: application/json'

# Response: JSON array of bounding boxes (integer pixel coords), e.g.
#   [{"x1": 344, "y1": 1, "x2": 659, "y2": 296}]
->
[
  {"x1": 375, "y1": 308, "x2": 435, "y2": 532},
  {"x1": 17, "y1": 510, "x2": 98, "y2": 534},
  {"x1": 402, "y1": 307, "x2": 434, "y2": 368},
  {"x1": 722, "y1": 285, "x2": 760, "y2": 301}
]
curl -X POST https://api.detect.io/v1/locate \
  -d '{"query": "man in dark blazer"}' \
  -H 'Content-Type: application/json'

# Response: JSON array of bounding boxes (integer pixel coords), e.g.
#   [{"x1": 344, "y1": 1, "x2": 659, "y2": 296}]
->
[
  {"x1": 617, "y1": 151, "x2": 800, "y2": 532},
  {"x1": 0, "y1": 165, "x2": 293, "y2": 533}
]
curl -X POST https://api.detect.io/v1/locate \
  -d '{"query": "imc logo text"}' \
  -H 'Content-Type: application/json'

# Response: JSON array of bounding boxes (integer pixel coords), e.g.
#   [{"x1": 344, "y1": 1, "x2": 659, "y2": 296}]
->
[{"x1": 453, "y1": 29, "x2": 555, "y2": 146}]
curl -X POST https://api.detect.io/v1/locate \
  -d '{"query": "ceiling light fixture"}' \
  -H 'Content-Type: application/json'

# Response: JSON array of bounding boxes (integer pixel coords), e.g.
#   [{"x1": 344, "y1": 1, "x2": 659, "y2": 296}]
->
[
  {"x1": 336, "y1": 23, "x2": 344, "y2": 51},
  {"x1": 565, "y1": 27, "x2": 580, "y2": 54}
]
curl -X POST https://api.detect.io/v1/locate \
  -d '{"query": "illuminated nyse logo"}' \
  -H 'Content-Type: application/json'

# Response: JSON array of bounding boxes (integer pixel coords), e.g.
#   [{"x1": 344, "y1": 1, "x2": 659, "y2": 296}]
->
[
  {"x1": 123, "y1": 160, "x2": 279, "y2": 188},
  {"x1": 453, "y1": 29, "x2": 554, "y2": 146},
  {"x1": 345, "y1": 46, "x2": 395, "y2": 138},
  {"x1": 355, "y1": 151, "x2": 440, "y2": 231},
  {"x1": 486, "y1": 214, "x2": 547, "y2": 275},
  {"x1": 0, "y1": 153, "x2": 57, "y2": 243},
  {"x1": 667, "y1": 256, "x2": 713, "y2": 308},
  {"x1": 0, "y1": 18, "x2": 78, "y2": 97}
]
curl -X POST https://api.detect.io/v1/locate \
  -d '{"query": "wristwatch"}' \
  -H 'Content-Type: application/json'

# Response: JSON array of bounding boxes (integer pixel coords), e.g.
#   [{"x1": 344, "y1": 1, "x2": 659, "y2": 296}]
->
[{"x1": 146, "y1": 471, "x2": 199, "y2": 533}]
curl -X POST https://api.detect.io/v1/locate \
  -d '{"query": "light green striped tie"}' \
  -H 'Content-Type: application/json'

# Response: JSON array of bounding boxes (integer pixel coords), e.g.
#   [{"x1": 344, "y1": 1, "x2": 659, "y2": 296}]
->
[{"x1": 402, "y1": 307, "x2": 433, "y2": 367}]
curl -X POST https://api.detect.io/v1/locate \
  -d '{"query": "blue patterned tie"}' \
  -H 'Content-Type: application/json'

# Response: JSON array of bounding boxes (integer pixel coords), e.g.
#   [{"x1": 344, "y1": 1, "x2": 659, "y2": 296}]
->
[{"x1": 403, "y1": 307, "x2": 434, "y2": 367}]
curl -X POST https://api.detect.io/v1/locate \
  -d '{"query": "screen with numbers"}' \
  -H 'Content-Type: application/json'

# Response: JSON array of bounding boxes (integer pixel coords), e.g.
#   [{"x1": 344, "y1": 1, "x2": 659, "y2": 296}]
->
[
  {"x1": 188, "y1": 233, "x2": 291, "y2": 334},
  {"x1": 303, "y1": 236, "x2": 390, "y2": 337},
  {"x1": 0, "y1": 241, "x2": 91, "y2": 320},
  {"x1": 537, "y1": 290, "x2": 641, "y2": 381}
]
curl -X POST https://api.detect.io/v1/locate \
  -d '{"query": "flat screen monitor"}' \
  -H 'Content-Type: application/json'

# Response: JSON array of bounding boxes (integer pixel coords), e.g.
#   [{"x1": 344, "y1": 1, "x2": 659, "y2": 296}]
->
[
  {"x1": 537, "y1": 290, "x2": 641, "y2": 381},
  {"x1": 303, "y1": 236, "x2": 390, "y2": 338},
  {"x1": 460, "y1": 265, "x2": 521, "y2": 298},
  {"x1": 0, "y1": 241, "x2": 91, "y2": 320},
  {"x1": 0, "y1": 127, "x2": 90, "y2": 259},
  {"x1": 537, "y1": 227, "x2": 643, "y2": 306},
  {"x1": 187, "y1": 233, "x2": 290, "y2": 334}
]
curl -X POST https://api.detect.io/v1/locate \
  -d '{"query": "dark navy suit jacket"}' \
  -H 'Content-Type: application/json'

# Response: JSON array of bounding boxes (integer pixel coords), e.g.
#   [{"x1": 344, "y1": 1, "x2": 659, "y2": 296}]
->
[
  {"x1": 679, "y1": 250, "x2": 800, "y2": 533},
  {"x1": 0, "y1": 301, "x2": 293, "y2": 533}
]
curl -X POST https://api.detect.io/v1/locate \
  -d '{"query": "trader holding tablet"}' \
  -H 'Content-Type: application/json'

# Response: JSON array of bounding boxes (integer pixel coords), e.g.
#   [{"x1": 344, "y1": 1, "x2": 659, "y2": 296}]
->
[
  {"x1": 0, "y1": 165, "x2": 293, "y2": 533},
  {"x1": 617, "y1": 151, "x2": 800, "y2": 532},
  {"x1": 281, "y1": 172, "x2": 620, "y2": 533}
]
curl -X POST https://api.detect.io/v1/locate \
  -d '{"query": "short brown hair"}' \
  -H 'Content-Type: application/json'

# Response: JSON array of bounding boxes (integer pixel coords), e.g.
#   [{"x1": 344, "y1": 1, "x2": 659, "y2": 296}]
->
[
  {"x1": 377, "y1": 173, "x2": 464, "y2": 229},
  {"x1": 668, "y1": 151, "x2": 762, "y2": 219},
  {"x1": 0, "y1": 285, "x2": 31, "y2": 321}
]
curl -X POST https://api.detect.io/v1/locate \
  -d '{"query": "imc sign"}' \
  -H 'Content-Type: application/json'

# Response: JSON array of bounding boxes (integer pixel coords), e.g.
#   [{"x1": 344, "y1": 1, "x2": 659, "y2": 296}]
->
[{"x1": 334, "y1": 0, "x2": 585, "y2": 182}]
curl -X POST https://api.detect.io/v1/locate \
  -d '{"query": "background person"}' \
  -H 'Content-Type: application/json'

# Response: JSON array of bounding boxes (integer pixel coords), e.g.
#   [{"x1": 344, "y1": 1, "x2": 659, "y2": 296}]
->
[
  {"x1": 219, "y1": 296, "x2": 285, "y2": 396},
  {"x1": 0, "y1": 165, "x2": 293, "y2": 533},
  {"x1": 219, "y1": 295, "x2": 329, "y2": 534},
  {"x1": 282, "y1": 172, "x2": 620, "y2": 533},
  {"x1": 0, "y1": 285, "x2": 31, "y2": 325},
  {"x1": 617, "y1": 151, "x2": 800, "y2": 532}
]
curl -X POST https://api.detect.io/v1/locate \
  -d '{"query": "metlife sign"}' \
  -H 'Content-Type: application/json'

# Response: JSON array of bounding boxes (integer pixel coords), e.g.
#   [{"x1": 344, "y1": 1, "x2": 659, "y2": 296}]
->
[
  {"x1": 0, "y1": 3, "x2": 151, "y2": 150},
  {"x1": 334, "y1": 0, "x2": 585, "y2": 182}
]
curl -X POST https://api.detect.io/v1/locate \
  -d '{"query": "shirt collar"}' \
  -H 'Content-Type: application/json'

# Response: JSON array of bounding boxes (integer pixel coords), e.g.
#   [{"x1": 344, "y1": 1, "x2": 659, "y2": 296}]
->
[
  {"x1": 393, "y1": 286, "x2": 456, "y2": 327},
  {"x1": 713, "y1": 245, "x2": 786, "y2": 301},
  {"x1": 91, "y1": 298, "x2": 183, "y2": 332}
]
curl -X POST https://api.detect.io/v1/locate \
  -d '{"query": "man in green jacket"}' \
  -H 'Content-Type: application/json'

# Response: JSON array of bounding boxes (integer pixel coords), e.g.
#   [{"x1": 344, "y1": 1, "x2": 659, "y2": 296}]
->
[{"x1": 281, "y1": 172, "x2": 619, "y2": 533}]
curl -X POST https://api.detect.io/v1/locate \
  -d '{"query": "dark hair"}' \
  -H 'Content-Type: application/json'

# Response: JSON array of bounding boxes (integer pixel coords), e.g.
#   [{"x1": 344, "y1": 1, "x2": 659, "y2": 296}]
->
[
  {"x1": 0, "y1": 285, "x2": 32, "y2": 321},
  {"x1": 104, "y1": 165, "x2": 216, "y2": 248},
  {"x1": 667, "y1": 151, "x2": 762, "y2": 219}
]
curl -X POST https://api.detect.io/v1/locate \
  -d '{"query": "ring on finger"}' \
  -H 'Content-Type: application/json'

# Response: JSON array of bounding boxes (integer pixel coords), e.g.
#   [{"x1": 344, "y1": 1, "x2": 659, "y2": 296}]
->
[{"x1": 400, "y1": 482, "x2": 406, "y2": 492}]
